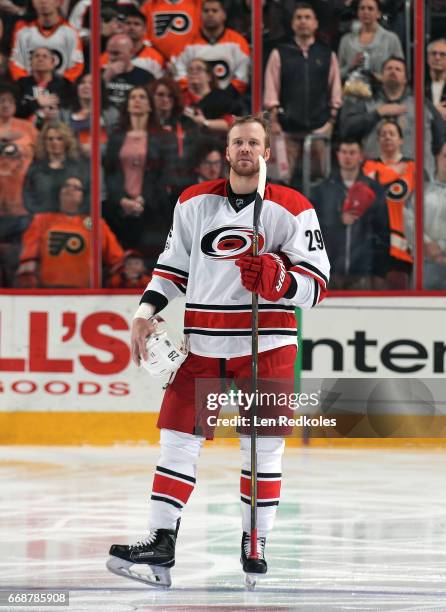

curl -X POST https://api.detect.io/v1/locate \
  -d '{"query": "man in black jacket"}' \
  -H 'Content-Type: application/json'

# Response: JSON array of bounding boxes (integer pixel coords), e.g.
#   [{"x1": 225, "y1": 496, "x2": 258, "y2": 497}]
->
[
  {"x1": 103, "y1": 34, "x2": 155, "y2": 110},
  {"x1": 16, "y1": 47, "x2": 72, "y2": 121},
  {"x1": 311, "y1": 139, "x2": 389, "y2": 289},
  {"x1": 264, "y1": 2, "x2": 342, "y2": 188},
  {"x1": 339, "y1": 56, "x2": 445, "y2": 179}
]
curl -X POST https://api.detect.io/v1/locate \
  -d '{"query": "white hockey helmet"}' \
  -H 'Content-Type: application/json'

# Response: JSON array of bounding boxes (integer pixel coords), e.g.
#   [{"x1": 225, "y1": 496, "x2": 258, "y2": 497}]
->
[{"x1": 141, "y1": 330, "x2": 188, "y2": 377}]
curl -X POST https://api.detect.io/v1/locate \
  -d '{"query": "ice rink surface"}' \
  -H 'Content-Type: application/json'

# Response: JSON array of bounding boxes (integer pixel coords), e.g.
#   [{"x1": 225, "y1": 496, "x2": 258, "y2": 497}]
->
[{"x1": 0, "y1": 444, "x2": 446, "y2": 612}]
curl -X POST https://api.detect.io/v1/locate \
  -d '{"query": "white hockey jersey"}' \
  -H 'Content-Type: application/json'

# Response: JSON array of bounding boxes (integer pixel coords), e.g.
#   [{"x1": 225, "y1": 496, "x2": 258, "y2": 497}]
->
[
  {"x1": 143, "y1": 179, "x2": 330, "y2": 358},
  {"x1": 9, "y1": 18, "x2": 84, "y2": 82},
  {"x1": 171, "y1": 28, "x2": 250, "y2": 94}
]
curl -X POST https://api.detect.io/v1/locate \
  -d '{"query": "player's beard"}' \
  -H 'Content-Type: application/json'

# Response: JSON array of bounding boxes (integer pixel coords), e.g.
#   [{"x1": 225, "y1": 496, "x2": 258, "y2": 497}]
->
[{"x1": 227, "y1": 155, "x2": 260, "y2": 177}]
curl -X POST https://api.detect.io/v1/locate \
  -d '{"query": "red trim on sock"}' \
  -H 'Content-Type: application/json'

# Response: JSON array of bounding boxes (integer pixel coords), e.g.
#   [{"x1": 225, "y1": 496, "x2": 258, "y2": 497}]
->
[
  {"x1": 240, "y1": 476, "x2": 281, "y2": 499},
  {"x1": 152, "y1": 473, "x2": 195, "y2": 504}
]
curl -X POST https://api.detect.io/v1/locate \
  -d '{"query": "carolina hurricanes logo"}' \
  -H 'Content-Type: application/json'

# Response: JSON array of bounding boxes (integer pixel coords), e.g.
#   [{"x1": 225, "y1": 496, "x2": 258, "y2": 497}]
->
[
  {"x1": 386, "y1": 178, "x2": 410, "y2": 202},
  {"x1": 48, "y1": 231, "x2": 85, "y2": 256},
  {"x1": 201, "y1": 226, "x2": 265, "y2": 260},
  {"x1": 154, "y1": 12, "x2": 191, "y2": 36},
  {"x1": 207, "y1": 59, "x2": 230, "y2": 82}
]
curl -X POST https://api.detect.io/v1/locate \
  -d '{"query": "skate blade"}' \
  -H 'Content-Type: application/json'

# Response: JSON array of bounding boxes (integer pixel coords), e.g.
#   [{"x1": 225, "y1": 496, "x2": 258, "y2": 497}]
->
[
  {"x1": 106, "y1": 556, "x2": 171, "y2": 588},
  {"x1": 244, "y1": 573, "x2": 258, "y2": 590}
]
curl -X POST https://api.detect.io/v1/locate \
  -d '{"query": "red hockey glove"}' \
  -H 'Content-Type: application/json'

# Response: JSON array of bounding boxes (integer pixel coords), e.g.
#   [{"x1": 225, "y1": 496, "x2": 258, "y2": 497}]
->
[
  {"x1": 236, "y1": 253, "x2": 292, "y2": 302},
  {"x1": 343, "y1": 181, "x2": 376, "y2": 218}
]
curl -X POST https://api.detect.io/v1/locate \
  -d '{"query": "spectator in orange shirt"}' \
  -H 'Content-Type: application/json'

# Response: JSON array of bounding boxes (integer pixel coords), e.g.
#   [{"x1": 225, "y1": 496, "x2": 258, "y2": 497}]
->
[
  {"x1": 140, "y1": 0, "x2": 201, "y2": 63},
  {"x1": 16, "y1": 175, "x2": 123, "y2": 288},
  {"x1": 9, "y1": 0, "x2": 84, "y2": 82},
  {"x1": 0, "y1": 84, "x2": 38, "y2": 286},
  {"x1": 363, "y1": 120, "x2": 415, "y2": 289},
  {"x1": 0, "y1": 84, "x2": 38, "y2": 215},
  {"x1": 107, "y1": 249, "x2": 152, "y2": 288}
]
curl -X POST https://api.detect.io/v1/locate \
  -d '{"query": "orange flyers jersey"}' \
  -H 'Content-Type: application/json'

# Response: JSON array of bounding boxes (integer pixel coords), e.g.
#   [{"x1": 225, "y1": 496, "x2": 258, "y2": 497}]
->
[
  {"x1": 9, "y1": 18, "x2": 84, "y2": 82},
  {"x1": 20, "y1": 213, "x2": 124, "y2": 288},
  {"x1": 101, "y1": 41, "x2": 165, "y2": 79},
  {"x1": 141, "y1": 0, "x2": 201, "y2": 61},
  {"x1": 172, "y1": 28, "x2": 250, "y2": 94},
  {"x1": 363, "y1": 158, "x2": 415, "y2": 263}
]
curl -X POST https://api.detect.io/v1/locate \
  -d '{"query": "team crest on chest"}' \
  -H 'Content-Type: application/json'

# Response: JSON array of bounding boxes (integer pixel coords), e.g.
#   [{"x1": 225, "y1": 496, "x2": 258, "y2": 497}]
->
[
  {"x1": 386, "y1": 178, "x2": 410, "y2": 201},
  {"x1": 200, "y1": 225, "x2": 265, "y2": 260},
  {"x1": 48, "y1": 231, "x2": 85, "y2": 256},
  {"x1": 154, "y1": 12, "x2": 191, "y2": 36}
]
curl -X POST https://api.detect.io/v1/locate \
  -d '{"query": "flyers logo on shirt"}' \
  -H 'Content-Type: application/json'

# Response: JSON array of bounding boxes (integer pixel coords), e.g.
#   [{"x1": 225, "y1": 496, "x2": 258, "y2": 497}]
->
[
  {"x1": 154, "y1": 12, "x2": 191, "y2": 37},
  {"x1": 201, "y1": 226, "x2": 265, "y2": 260},
  {"x1": 207, "y1": 59, "x2": 230, "y2": 82},
  {"x1": 48, "y1": 231, "x2": 85, "y2": 256},
  {"x1": 386, "y1": 178, "x2": 410, "y2": 202}
]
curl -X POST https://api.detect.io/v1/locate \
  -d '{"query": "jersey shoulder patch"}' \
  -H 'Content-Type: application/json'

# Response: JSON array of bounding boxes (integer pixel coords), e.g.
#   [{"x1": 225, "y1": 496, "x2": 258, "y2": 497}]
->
[
  {"x1": 265, "y1": 183, "x2": 313, "y2": 216},
  {"x1": 179, "y1": 179, "x2": 227, "y2": 204}
]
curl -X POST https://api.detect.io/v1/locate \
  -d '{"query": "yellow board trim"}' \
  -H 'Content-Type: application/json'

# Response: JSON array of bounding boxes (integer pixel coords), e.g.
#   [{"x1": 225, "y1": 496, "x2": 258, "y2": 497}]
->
[
  {"x1": 0, "y1": 412, "x2": 161, "y2": 446},
  {"x1": 1, "y1": 412, "x2": 446, "y2": 448}
]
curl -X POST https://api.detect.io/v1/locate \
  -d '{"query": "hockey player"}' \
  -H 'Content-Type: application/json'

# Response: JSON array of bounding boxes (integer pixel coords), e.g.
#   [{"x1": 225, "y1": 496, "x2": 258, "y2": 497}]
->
[{"x1": 107, "y1": 115, "x2": 330, "y2": 587}]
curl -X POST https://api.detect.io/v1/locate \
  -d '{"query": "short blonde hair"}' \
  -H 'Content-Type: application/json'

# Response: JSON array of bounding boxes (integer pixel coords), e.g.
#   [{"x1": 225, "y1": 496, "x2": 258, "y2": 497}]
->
[
  {"x1": 227, "y1": 114, "x2": 271, "y2": 149},
  {"x1": 36, "y1": 121, "x2": 80, "y2": 161}
]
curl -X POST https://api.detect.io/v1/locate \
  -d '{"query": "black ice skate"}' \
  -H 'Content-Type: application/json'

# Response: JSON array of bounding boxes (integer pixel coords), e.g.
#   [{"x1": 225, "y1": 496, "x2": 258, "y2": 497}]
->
[
  {"x1": 241, "y1": 531, "x2": 267, "y2": 589},
  {"x1": 106, "y1": 527, "x2": 177, "y2": 588}
]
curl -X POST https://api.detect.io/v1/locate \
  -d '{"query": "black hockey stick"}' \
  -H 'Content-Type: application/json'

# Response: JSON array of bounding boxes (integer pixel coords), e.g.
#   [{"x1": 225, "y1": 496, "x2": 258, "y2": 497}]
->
[{"x1": 249, "y1": 155, "x2": 267, "y2": 560}]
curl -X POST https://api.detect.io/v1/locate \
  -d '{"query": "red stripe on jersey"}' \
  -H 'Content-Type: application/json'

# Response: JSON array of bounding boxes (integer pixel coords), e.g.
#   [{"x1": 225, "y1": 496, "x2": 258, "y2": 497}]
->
[
  {"x1": 153, "y1": 271, "x2": 187, "y2": 285},
  {"x1": 152, "y1": 473, "x2": 195, "y2": 504},
  {"x1": 240, "y1": 475, "x2": 281, "y2": 500},
  {"x1": 265, "y1": 184, "x2": 313, "y2": 216},
  {"x1": 179, "y1": 179, "x2": 227, "y2": 204},
  {"x1": 184, "y1": 310, "x2": 296, "y2": 330},
  {"x1": 315, "y1": 283, "x2": 327, "y2": 304}
]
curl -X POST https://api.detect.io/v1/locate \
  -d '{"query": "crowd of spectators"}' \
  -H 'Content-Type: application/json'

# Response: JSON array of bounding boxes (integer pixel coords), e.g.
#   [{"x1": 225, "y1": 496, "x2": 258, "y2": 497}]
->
[{"x1": 0, "y1": 0, "x2": 444, "y2": 291}]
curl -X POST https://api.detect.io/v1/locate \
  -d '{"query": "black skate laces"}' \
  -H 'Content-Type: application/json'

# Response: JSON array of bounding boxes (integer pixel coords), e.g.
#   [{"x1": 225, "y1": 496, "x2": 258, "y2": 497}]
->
[
  {"x1": 243, "y1": 534, "x2": 266, "y2": 558},
  {"x1": 131, "y1": 530, "x2": 158, "y2": 549}
]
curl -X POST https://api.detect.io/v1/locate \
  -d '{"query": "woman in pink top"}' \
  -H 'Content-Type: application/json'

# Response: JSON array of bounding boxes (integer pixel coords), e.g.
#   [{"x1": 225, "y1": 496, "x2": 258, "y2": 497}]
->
[{"x1": 103, "y1": 85, "x2": 167, "y2": 263}]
